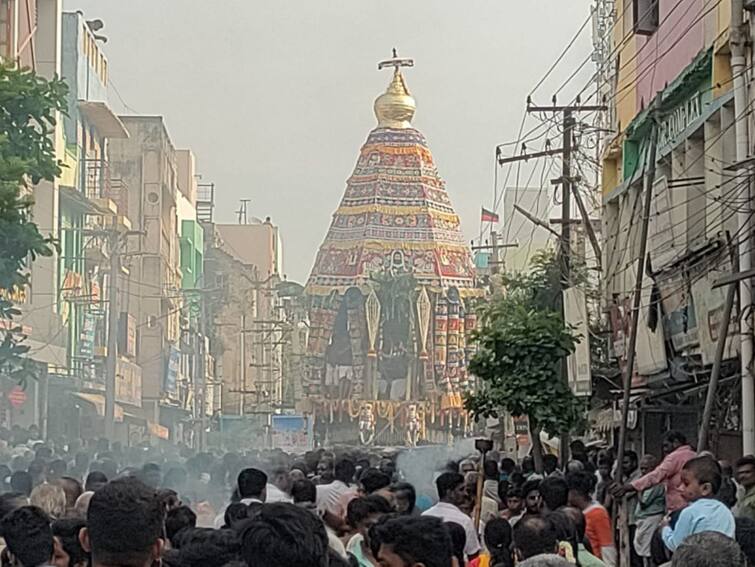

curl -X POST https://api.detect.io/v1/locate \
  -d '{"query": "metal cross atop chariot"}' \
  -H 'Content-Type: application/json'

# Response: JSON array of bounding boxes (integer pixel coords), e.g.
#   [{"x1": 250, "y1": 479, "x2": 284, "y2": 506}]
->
[{"x1": 377, "y1": 48, "x2": 414, "y2": 72}]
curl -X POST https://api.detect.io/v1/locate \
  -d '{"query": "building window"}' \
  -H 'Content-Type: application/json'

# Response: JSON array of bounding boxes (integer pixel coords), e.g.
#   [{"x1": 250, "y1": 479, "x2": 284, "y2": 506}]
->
[
  {"x1": 634, "y1": 0, "x2": 659, "y2": 35},
  {"x1": 215, "y1": 273, "x2": 227, "y2": 291}
]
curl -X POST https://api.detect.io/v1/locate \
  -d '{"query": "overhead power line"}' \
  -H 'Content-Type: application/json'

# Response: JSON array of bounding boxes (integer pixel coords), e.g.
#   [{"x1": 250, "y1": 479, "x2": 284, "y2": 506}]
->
[{"x1": 529, "y1": 9, "x2": 594, "y2": 98}]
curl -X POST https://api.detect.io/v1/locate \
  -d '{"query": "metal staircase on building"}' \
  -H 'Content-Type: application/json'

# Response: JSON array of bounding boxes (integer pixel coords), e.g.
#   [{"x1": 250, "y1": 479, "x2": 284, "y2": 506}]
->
[{"x1": 197, "y1": 183, "x2": 215, "y2": 224}]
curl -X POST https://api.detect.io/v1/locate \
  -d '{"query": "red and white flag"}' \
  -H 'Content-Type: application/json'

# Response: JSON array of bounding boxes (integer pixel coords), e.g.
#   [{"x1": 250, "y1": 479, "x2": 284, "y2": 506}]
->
[{"x1": 481, "y1": 207, "x2": 499, "y2": 223}]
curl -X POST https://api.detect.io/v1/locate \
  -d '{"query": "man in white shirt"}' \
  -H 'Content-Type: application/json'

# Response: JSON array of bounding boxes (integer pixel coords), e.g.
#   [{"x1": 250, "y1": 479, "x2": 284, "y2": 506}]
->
[
  {"x1": 316, "y1": 457, "x2": 357, "y2": 519},
  {"x1": 214, "y1": 468, "x2": 267, "y2": 528},
  {"x1": 291, "y1": 477, "x2": 348, "y2": 560},
  {"x1": 266, "y1": 466, "x2": 293, "y2": 503},
  {"x1": 422, "y1": 471, "x2": 481, "y2": 559}
]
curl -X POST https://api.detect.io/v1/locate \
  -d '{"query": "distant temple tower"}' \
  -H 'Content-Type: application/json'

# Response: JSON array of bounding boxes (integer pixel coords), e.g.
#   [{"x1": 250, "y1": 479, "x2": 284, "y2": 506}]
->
[{"x1": 304, "y1": 51, "x2": 480, "y2": 445}]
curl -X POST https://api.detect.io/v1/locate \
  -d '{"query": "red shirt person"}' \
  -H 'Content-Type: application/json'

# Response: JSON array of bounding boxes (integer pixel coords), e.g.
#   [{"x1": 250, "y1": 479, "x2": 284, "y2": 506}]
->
[{"x1": 615, "y1": 431, "x2": 696, "y2": 513}]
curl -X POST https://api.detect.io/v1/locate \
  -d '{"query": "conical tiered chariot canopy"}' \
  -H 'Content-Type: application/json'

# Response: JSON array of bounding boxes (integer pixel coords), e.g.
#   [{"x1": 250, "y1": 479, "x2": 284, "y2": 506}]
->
[
  {"x1": 303, "y1": 52, "x2": 480, "y2": 437},
  {"x1": 306, "y1": 50, "x2": 477, "y2": 296}
]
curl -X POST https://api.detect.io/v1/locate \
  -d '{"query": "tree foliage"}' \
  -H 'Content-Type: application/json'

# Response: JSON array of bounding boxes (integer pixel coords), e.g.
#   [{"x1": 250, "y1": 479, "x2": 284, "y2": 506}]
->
[
  {"x1": 0, "y1": 63, "x2": 68, "y2": 385},
  {"x1": 465, "y1": 249, "x2": 586, "y2": 438},
  {"x1": 500, "y1": 248, "x2": 587, "y2": 311}
]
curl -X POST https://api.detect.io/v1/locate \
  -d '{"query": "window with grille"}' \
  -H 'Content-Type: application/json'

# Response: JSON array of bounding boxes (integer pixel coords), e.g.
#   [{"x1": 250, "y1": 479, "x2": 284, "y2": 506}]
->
[{"x1": 633, "y1": 0, "x2": 659, "y2": 35}]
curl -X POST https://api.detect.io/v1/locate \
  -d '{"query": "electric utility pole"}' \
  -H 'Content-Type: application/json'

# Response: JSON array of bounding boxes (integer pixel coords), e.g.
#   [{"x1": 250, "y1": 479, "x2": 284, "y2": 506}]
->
[
  {"x1": 525, "y1": 101, "x2": 607, "y2": 290},
  {"x1": 197, "y1": 290, "x2": 209, "y2": 451},
  {"x1": 562, "y1": 109, "x2": 574, "y2": 284},
  {"x1": 104, "y1": 229, "x2": 141, "y2": 441},
  {"x1": 471, "y1": 232, "x2": 518, "y2": 275},
  {"x1": 731, "y1": 0, "x2": 755, "y2": 455},
  {"x1": 532, "y1": 102, "x2": 606, "y2": 461},
  {"x1": 499, "y1": 101, "x2": 606, "y2": 463},
  {"x1": 104, "y1": 231, "x2": 122, "y2": 440},
  {"x1": 613, "y1": 101, "x2": 659, "y2": 567}
]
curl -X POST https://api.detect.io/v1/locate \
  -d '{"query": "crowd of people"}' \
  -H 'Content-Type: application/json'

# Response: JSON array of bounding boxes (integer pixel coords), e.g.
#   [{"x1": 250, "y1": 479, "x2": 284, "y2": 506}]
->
[{"x1": 0, "y1": 426, "x2": 751, "y2": 566}]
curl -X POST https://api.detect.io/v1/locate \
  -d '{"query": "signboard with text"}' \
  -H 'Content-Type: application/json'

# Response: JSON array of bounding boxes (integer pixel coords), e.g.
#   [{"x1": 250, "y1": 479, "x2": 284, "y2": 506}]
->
[
  {"x1": 659, "y1": 92, "x2": 704, "y2": 148},
  {"x1": 692, "y1": 264, "x2": 739, "y2": 365},
  {"x1": 164, "y1": 345, "x2": 180, "y2": 395},
  {"x1": 563, "y1": 287, "x2": 592, "y2": 397},
  {"x1": 116, "y1": 358, "x2": 143, "y2": 407},
  {"x1": 271, "y1": 415, "x2": 312, "y2": 453}
]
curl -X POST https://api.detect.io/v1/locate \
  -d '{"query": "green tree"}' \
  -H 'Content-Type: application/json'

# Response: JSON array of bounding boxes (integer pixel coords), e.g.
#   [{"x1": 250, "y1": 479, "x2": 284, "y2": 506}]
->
[
  {"x1": 465, "y1": 250, "x2": 586, "y2": 472},
  {"x1": 500, "y1": 248, "x2": 586, "y2": 310},
  {"x1": 0, "y1": 63, "x2": 68, "y2": 386}
]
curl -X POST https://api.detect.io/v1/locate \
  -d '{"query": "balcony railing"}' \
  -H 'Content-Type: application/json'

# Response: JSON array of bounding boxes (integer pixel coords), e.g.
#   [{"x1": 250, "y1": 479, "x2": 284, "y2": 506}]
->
[
  {"x1": 80, "y1": 158, "x2": 110, "y2": 201},
  {"x1": 80, "y1": 158, "x2": 129, "y2": 215}
]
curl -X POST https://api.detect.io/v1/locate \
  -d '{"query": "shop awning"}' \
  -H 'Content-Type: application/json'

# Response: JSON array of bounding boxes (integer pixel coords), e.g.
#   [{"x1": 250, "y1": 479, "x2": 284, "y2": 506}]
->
[
  {"x1": 73, "y1": 392, "x2": 124, "y2": 422},
  {"x1": 588, "y1": 403, "x2": 640, "y2": 432},
  {"x1": 159, "y1": 402, "x2": 192, "y2": 420},
  {"x1": 122, "y1": 410, "x2": 146, "y2": 424},
  {"x1": 59, "y1": 184, "x2": 109, "y2": 214},
  {"x1": 640, "y1": 374, "x2": 739, "y2": 402}
]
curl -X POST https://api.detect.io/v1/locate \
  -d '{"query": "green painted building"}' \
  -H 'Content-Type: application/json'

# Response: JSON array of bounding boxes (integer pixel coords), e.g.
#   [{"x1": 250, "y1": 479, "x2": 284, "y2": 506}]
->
[{"x1": 180, "y1": 219, "x2": 204, "y2": 325}]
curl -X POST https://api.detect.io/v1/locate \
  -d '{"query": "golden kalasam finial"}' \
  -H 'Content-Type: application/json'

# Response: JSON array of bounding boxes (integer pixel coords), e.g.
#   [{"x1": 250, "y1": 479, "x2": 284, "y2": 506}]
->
[{"x1": 374, "y1": 49, "x2": 416, "y2": 129}]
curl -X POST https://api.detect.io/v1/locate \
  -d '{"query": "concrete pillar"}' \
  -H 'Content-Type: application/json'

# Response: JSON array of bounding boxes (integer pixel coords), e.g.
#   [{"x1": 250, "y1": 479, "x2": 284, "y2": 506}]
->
[{"x1": 35, "y1": 0, "x2": 61, "y2": 79}]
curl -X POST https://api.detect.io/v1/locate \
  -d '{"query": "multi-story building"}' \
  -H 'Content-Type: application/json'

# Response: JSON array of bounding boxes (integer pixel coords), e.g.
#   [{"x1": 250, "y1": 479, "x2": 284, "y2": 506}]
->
[
  {"x1": 215, "y1": 220, "x2": 282, "y2": 280},
  {"x1": 204, "y1": 219, "x2": 285, "y2": 447},
  {"x1": 109, "y1": 116, "x2": 184, "y2": 442},
  {"x1": 3, "y1": 1, "x2": 68, "y2": 433},
  {"x1": 176, "y1": 149, "x2": 214, "y2": 446},
  {"x1": 0, "y1": 0, "x2": 57, "y2": 69},
  {"x1": 601, "y1": 0, "x2": 738, "y2": 455},
  {"x1": 40, "y1": 11, "x2": 141, "y2": 442},
  {"x1": 0, "y1": 5, "x2": 209, "y2": 445},
  {"x1": 216, "y1": 220, "x2": 283, "y2": 406}
]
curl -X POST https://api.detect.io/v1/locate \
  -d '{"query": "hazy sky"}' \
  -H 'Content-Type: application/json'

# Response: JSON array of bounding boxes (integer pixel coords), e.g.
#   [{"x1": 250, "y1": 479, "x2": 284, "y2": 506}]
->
[{"x1": 64, "y1": 1, "x2": 594, "y2": 282}]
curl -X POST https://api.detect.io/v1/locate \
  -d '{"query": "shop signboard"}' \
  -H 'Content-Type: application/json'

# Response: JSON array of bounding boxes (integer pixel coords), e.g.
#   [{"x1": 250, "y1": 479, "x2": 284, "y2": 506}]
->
[
  {"x1": 563, "y1": 287, "x2": 592, "y2": 396},
  {"x1": 512, "y1": 415, "x2": 530, "y2": 446},
  {"x1": 648, "y1": 177, "x2": 682, "y2": 271},
  {"x1": 657, "y1": 271, "x2": 699, "y2": 351},
  {"x1": 116, "y1": 358, "x2": 143, "y2": 407},
  {"x1": 692, "y1": 265, "x2": 738, "y2": 365},
  {"x1": 79, "y1": 311, "x2": 97, "y2": 382},
  {"x1": 659, "y1": 91, "x2": 704, "y2": 149},
  {"x1": 149, "y1": 421, "x2": 169, "y2": 440},
  {"x1": 164, "y1": 345, "x2": 180, "y2": 395},
  {"x1": 79, "y1": 311, "x2": 96, "y2": 359},
  {"x1": 271, "y1": 415, "x2": 312, "y2": 453},
  {"x1": 119, "y1": 313, "x2": 136, "y2": 358},
  {"x1": 609, "y1": 277, "x2": 665, "y2": 385}
]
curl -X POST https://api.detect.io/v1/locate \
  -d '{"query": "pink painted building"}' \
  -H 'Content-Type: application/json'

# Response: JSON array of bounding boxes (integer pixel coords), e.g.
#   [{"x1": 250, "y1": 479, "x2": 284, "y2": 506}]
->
[
  {"x1": 635, "y1": 0, "x2": 707, "y2": 109},
  {"x1": 600, "y1": 0, "x2": 741, "y2": 453}
]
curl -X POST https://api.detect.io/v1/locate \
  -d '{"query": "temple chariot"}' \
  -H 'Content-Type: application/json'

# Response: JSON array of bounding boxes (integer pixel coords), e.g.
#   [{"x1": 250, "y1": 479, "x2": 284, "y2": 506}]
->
[{"x1": 302, "y1": 52, "x2": 484, "y2": 447}]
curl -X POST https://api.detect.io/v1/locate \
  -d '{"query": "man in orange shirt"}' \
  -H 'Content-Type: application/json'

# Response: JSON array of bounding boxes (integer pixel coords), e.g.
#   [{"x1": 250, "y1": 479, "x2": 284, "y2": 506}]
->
[{"x1": 567, "y1": 471, "x2": 616, "y2": 566}]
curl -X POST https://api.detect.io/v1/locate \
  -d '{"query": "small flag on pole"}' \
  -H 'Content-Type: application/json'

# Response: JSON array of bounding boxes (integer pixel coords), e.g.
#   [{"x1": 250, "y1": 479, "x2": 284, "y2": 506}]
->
[{"x1": 481, "y1": 207, "x2": 499, "y2": 223}]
